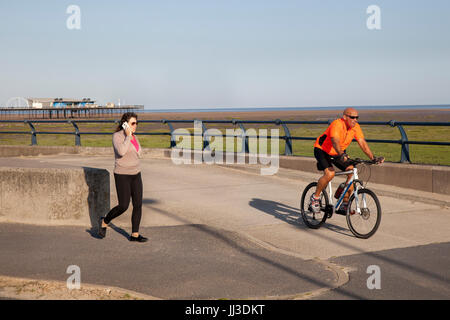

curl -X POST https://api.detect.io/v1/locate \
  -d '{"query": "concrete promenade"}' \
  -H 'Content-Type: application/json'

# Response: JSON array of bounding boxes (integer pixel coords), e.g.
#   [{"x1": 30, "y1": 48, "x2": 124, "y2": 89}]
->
[{"x1": 0, "y1": 152, "x2": 449, "y2": 299}]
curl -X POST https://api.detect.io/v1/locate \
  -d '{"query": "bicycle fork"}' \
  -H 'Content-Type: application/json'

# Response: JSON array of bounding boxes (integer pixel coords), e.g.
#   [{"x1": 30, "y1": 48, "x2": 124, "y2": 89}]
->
[{"x1": 351, "y1": 168, "x2": 367, "y2": 215}]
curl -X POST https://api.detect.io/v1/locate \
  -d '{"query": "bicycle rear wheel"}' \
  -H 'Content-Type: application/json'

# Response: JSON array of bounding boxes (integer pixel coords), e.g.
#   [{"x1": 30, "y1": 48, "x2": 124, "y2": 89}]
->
[
  {"x1": 347, "y1": 189, "x2": 381, "y2": 239},
  {"x1": 300, "y1": 182, "x2": 329, "y2": 229}
]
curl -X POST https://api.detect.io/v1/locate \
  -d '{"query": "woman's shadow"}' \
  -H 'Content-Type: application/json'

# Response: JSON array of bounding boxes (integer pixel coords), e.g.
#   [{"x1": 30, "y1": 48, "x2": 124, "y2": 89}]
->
[
  {"x1": 86, "y1": 222, "x2": 130, "y2": 240},
  {"x1": 249, "y1": 198, "x2": 351, "y2": 236},
  {"x1": 86, "y1": 198, "x2": 159, "y2": 240}
]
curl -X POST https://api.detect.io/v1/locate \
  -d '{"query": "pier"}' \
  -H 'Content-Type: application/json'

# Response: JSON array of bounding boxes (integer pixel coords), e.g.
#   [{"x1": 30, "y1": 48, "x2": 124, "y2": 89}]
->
[{"x1": 0, "y1": 105, "x2": 144, "y2": 120}]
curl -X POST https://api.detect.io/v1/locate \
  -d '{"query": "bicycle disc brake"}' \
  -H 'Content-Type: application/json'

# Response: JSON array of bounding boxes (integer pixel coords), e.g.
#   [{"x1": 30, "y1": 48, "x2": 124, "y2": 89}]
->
[{"x1": 361, "y1": 208, "x2": 370, "y2": 220}]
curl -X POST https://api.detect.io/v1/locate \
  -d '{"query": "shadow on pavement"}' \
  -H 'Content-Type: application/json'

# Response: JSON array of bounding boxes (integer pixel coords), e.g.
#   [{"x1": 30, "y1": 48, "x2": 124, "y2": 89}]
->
[
  {"x1": 86, "y1": 223, "x2": 130, "y2": 240},
  {"x1": 248, "y1": 198, "x2": 352, "y2": 237},
  {"x1": 142, "y1": 198, "x2": 365, "y2": 300},
  {"x1": 108, "y1": 223, "x2": 130, "y2": 240}
]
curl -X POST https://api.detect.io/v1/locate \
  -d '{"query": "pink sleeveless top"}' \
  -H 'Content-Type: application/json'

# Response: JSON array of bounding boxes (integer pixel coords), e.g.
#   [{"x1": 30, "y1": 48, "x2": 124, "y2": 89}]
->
[{"x1": 130, "y1": 135, "x2": 139, "y2": 152}]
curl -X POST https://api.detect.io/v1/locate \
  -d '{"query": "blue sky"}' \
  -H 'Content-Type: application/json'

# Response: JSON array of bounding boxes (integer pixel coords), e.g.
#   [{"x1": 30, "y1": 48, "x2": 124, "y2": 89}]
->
[{"x1": 0, "y1": 0, "x2": 449, "y2": 109}]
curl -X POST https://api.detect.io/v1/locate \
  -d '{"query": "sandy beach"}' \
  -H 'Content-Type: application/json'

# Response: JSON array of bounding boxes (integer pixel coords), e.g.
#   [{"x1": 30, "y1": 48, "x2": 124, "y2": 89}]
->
[{"x1": 2, "y1": 107, "x2": 449, "y2": 123}]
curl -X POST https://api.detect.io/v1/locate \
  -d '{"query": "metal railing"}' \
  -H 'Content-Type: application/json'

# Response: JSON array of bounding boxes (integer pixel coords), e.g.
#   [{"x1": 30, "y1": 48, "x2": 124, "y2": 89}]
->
[{"x1": 0, "y1": 119, "x2": 449, "y2": 163}]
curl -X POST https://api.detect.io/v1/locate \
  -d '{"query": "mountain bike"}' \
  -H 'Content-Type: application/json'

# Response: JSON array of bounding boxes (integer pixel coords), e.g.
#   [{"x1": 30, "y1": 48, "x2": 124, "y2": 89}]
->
[{"x1": 300, "y1": 158, "x2": 382, "y2": 239}]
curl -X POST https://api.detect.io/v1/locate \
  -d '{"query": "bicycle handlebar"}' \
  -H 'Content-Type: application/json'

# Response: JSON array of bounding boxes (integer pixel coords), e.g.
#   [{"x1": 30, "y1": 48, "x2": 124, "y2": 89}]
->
[{"x1": 349, "y1": 157, "x2": 383, "y2": 165}]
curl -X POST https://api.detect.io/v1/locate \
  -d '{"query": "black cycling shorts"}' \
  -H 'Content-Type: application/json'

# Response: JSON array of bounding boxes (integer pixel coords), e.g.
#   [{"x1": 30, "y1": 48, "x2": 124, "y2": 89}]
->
[{"x1": 314, "y1": 147, "x2": 352, "y2": 171}]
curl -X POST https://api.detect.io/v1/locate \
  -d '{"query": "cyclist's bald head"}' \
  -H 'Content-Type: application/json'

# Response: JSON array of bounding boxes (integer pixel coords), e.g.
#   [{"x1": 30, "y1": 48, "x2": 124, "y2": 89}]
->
[
  {"x1": 343, "y1": 107, "x2": 359, "y2": 128},
  {"x1": 343, "y1": 108, "x2": 358, "y2": 116}
]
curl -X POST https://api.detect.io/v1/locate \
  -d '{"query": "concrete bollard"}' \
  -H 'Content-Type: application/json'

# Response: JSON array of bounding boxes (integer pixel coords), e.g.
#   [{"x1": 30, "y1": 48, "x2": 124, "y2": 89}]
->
[{"x1": 0, "y1": 167, "x2": 110, "y2": 227}]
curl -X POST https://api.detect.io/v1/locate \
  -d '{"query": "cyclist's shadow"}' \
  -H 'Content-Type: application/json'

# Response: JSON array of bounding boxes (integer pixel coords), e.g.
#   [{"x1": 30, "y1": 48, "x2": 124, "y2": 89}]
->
[
  {"x1": 249, "y1": 198, "x2": 351, "y2": 236},
  {"x1": 249, "y1": 198, "x2": 303, "y2": 227}
]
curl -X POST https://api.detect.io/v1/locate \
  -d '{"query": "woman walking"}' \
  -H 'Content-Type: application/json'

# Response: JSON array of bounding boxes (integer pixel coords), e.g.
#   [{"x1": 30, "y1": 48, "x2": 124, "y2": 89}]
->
[{"x1": 98, "y1": 112, "x2": 148, "y2": 242}]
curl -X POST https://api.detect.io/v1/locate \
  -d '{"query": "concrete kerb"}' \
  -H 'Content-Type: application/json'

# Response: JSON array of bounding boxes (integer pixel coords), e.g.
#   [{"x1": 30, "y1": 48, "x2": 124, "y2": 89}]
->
[
  {"x1": 234, "y1": 232, "x2": 351, "y2": 300},
  {"x1": 0, "y1": 145, "x2": 170, "y2": 158},
  {"x1": 151, "y1": 148, "x2": 450, "y2": 198},
  {"x1": 277, "y1": 155, "x2": 450, "y2": 196},
  {"x1": 1, "y1": 145, "x2": 448, "y2": 197},
  {"x1": 153, "y1": 148, "x2": 450, "y2": 196}
]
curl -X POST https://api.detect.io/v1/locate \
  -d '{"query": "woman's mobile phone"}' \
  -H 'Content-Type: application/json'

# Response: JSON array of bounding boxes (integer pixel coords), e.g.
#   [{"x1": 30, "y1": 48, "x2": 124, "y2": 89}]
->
[{"x1": 122, "y1": 122, "x2": 130, "y2": 131}]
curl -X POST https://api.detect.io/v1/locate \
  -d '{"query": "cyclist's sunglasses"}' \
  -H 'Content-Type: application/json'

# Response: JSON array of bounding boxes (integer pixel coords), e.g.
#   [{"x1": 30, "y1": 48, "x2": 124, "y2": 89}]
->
[{"x1": 345, "y1": 114, "x2": 359, "y2": 120}]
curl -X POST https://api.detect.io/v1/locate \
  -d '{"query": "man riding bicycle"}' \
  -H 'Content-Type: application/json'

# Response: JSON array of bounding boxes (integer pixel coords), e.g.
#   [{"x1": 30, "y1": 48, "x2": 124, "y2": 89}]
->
[{"x1": 310, "y1": 108, "x2": 384, "y2": 214}]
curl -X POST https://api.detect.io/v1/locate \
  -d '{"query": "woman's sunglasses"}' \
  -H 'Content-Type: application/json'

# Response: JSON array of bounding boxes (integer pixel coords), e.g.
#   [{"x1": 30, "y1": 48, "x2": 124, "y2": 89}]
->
[{"x1": 130, "y1": 122, "x2": 138, "y2": 126}]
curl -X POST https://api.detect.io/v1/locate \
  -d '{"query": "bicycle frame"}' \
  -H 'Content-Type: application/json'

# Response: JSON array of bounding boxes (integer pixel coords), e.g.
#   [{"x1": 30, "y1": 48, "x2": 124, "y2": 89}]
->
[{"x1": 326, "y1": 167, "x2": 363, "y2": 215}]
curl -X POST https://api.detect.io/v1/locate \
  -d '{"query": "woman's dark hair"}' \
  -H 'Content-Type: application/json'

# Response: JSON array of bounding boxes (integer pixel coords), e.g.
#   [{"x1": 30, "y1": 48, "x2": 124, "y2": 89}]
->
[{"x1": 115, "y1": 112, "x2": 138, "y2": 132}]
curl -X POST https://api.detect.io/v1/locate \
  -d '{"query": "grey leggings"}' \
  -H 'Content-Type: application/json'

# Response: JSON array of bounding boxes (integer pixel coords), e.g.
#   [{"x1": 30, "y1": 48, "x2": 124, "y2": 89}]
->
[{"x1": 104, "y1": 172, "x2": 143, "y2": 233}]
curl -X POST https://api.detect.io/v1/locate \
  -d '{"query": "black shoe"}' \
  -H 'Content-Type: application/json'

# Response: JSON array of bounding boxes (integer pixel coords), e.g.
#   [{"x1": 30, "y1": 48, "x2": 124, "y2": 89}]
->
[
  {"x1": 129, "y1": 235, "x2": 148, "y2": 243},
  {"x1": 98, "y1": 217, "x2": 107, "y2": 238}
]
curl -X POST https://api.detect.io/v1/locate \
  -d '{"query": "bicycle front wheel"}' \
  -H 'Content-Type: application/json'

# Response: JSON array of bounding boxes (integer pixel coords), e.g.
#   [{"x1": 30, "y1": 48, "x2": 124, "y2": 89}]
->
[
  {"x1": 347, "y1": 189, "x2": 381, "y2": 239},
  {"x1": 300, "y1": 182, "x2": 329, "y2": 229}
]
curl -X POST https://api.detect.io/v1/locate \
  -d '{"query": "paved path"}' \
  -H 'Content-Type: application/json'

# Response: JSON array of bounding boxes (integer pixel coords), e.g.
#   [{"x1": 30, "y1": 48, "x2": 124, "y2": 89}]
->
[
  {"x1": 0, "y1": 154, "x2": 449, "y2": 299},
  {"x1": 0, "y1": 223, "x2": 341, "y2": 300}
]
